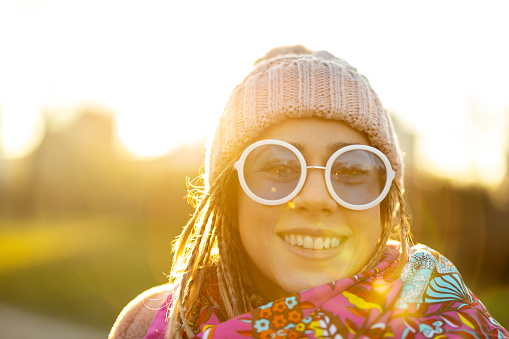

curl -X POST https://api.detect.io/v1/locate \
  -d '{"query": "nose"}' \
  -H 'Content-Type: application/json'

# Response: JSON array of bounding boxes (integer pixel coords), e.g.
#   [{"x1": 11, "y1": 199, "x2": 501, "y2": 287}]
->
[{"x1": 291, "y1": 167, "x2": 337, "y2": 216}]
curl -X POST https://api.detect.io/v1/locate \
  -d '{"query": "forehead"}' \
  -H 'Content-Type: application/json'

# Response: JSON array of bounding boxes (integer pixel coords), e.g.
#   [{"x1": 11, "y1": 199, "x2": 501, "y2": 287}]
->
[{"x1": 255, "y1": 117, "x2": 371, "y2": 158}]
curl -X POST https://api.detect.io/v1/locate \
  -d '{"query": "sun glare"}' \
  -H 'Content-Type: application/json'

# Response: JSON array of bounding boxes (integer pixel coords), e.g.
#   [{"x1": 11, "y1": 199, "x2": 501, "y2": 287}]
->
[
  {"x1": 417, "y1": 124, "x2": 508, "y2": 189},
  {"x1": 0, "y1": 101, "x2": 45, "y2": 158},
  {"x1": 0, "y1": 1, "x2": 508, "y2": 188},
  {"x1": 115, "y1": 114, "x2": 192, "y2": 159}
]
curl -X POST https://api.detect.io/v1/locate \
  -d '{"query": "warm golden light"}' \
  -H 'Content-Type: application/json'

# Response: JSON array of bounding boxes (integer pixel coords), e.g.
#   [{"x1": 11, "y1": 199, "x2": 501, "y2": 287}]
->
[
  {"x1": 0, "y1": 1, "x2": 508, "y2": 333},
  {"x1": 0, "y1": 0, "x2": 508, "y2": 187},
  {"x1": 0, "y1": 103, "x2": 44, "y2": 158},
  {"x1": 413, "y1": 106, "x2": 508, "y2": 189},
  {"x1": 418, "y1": 135, "x2": 507, "y2": 189}
]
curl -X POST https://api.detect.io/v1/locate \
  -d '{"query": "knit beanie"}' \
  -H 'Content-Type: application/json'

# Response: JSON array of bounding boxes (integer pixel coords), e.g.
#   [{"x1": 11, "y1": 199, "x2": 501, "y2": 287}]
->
[{"x1": 206, "y1": 45, "x2": 403, "y2": 187}]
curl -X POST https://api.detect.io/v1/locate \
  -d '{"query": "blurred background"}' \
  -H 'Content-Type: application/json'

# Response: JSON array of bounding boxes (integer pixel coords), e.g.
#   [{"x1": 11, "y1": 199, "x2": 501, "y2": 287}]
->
[{"x1": 1, "y1": 1, "x2": 508, "y2": 337}]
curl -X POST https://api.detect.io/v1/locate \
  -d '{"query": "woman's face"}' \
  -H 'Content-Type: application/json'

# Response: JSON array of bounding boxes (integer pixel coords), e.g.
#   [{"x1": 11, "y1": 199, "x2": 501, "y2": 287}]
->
[{"x1": 237, "y1": 117, "x2": 381, "y2": 300}]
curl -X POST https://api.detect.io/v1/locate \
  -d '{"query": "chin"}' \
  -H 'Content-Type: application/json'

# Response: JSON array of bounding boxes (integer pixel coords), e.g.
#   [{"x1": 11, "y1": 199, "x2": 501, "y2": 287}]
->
[{"x1": 278, "y1": 273, "x2": 338, "y2": 295}]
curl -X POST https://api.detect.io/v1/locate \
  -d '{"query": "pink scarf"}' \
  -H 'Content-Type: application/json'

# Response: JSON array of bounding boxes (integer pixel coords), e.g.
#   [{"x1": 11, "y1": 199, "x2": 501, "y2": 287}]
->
[{"x1": 146, "y1": 244, "x2": 508, "y2": 338}]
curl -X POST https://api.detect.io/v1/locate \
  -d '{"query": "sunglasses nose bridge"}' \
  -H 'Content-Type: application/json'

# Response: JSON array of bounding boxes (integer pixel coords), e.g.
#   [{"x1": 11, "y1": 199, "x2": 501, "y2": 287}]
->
[
  {"x1": 306, "y1": 165, "x2": 326, "y2": 170},
  {"x1": 304, "y1": 165, "x2": 332, "y2": 199}
]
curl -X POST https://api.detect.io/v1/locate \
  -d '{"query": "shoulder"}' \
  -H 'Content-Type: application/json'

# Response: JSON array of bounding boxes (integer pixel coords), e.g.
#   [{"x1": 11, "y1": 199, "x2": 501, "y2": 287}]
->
[
  {"x1": 394, "y1": 246, "x2": 509, "y2": 334},
  {"x1": 109, "y1": 284, "x2": 173, "y2": 339},
  {"x1": 396, "y1": 243, "x2": 468, "y2": 306},
  {"x1": 405, "y1": 243, "x2": 458, "y2": 275}
]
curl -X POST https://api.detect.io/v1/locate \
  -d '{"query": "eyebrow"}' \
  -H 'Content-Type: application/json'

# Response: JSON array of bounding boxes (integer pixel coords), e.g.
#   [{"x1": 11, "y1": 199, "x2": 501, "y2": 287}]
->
[{"x1": 290, "y1": 141, "x2": 363, "y2": 153}]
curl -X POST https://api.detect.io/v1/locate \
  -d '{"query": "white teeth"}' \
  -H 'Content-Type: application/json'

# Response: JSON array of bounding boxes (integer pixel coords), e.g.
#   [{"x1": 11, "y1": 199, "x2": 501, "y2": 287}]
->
[
  {"x1": 283, "y1": 234, "x2": 342, "y2": 250},
  {"x1": 303, "y1": 236, "x2": 313, "y2": 249},
  {"x1": 296, "y1": 235, "x2": 303, "y2": 246},
  {"x1": 314, "y1": 237, "x2": 324, "y2": 250},
  {"x1": 324, "y1": 237, "x2": 330, "y2": 249}
]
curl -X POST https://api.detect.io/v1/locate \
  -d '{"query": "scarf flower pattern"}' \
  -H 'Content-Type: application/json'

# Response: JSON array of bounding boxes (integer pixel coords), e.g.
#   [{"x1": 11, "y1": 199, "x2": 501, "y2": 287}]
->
[{"x1": 146, "y1": 244, "x2": 508, "y2": 338}]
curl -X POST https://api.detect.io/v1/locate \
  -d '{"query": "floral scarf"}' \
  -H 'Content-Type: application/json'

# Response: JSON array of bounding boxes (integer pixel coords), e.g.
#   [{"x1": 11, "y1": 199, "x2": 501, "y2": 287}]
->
[{"x1": 145, "y1": 244, "x2": 508, "y2": 338}]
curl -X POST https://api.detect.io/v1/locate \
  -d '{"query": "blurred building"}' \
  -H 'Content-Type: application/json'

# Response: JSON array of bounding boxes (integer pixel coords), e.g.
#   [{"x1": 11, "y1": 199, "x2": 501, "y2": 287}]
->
[{"x1": 0, "y1": 105, "x2": 204, "y2": 219}]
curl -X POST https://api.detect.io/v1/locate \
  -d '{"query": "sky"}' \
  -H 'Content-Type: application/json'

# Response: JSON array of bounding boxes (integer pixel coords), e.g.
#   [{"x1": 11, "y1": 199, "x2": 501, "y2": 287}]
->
[{"x1": 0, "y1": 0, "x2": 508, "y2": 188}]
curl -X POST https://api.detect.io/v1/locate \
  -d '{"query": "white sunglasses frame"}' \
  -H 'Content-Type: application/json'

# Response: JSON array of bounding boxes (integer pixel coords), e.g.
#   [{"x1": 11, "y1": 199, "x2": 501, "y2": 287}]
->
[{"x1": 234, "y1": 139, "x2": 396, "y2": 210}]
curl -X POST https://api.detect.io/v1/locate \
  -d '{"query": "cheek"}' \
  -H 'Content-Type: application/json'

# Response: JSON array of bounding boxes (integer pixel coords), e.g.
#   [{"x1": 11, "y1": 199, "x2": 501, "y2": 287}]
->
[
  {"x1": 236, "y1": 189, "x2": 288, "y2": 264},
  {"x1": 341, "y1": 206, "x2": 381, "y2": 243},
  {"x1": 237, "y1": 192, "x2": 276, "y2": 238},
  {"x1": 237, "y1": 190, "x2": 255, "y2": 232},
  {"x1": 349, "y1": 208, "x2": 382, "y2": 248},
  {"x1": 236, "y1": 192, "x2": 277, "y2": 277}
]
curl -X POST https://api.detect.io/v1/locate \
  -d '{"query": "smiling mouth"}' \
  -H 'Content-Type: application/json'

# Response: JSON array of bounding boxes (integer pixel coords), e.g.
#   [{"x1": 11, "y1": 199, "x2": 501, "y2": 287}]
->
[{"x1": 282, "y1": 233, "x2": 343, "y2": 250}]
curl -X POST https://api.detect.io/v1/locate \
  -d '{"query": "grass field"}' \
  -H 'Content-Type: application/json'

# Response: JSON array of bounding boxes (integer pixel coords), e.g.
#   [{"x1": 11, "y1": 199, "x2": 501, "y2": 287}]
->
[
  {"x1": 1, "y1": 216, "x2": 507, "y2": 330},
  {"x1": 0, "y1": 215, "x2": 175, "y2": 329}
]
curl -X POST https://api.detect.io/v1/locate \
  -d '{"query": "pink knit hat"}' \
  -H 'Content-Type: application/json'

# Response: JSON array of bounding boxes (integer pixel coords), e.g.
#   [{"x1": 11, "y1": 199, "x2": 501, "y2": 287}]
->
[{"x1": 207, "y1": 45, "x2": 403, "y2": 186}]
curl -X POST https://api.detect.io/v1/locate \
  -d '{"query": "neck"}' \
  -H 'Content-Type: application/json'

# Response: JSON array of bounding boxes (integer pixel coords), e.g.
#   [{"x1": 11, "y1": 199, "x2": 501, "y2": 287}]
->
[{"x1": 243, "y1": 257, "x2": 289, "y2": 303}]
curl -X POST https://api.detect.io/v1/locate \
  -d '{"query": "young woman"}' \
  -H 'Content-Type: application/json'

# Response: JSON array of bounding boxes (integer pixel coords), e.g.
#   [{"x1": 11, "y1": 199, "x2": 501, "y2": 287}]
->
[{"x1": 110, "y1": 46, "x2": 508, "y2": 339}]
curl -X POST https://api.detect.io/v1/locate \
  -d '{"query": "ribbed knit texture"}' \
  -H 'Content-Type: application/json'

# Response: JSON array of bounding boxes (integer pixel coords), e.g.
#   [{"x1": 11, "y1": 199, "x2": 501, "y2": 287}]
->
[{"x1": 207, "y1": 46, "x2": 402, "y2": 186}]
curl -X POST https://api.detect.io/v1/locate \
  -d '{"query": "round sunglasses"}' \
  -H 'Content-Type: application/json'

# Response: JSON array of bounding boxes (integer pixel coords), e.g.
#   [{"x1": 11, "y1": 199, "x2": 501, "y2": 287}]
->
[{"x1": 234, "y1": 139, "x2": 395, "y2": 210}]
